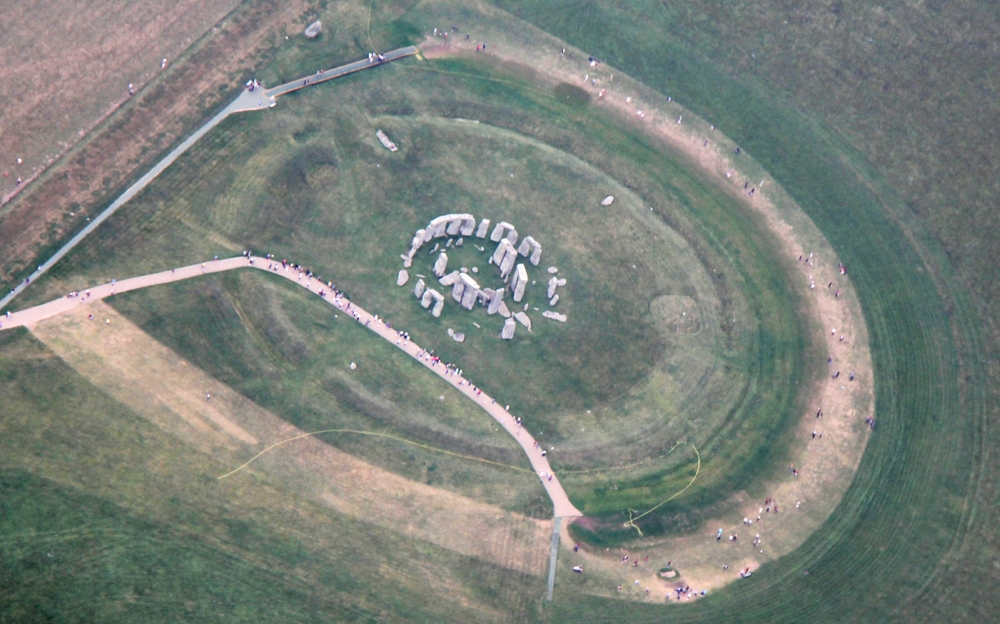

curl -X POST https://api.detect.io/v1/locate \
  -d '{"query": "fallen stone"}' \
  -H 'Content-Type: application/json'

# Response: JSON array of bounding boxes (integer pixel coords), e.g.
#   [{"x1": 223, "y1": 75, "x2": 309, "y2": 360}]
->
[
  {"x1": 414, "y1": 279, "x2": 426, "y2": 298},
  {"x1": 397, "y1": 270, "x2": 409, "y2": 286},
  {"x1": 376, "y1": 130, "x2": 397, "y2": 152},
  {"x1": 439, "y1": 271, "x2": 460, "y2": 286},
  {"x1": 304, "y1": 20, "x2": 322, "y2": 38},
  {"x1": 547, "y1": 276, "x2": 559, "y2": 298},
  {"x1": 550, "y1": 294, "x2": 559, "y2": 306},
  {"x1": 447, "y1": 328, "x2": 455, "y2": 337},
  {"x1": 453, "y1": 332, "x2": 465, "y2": 343},
  {"x1": 498, "y1": 300, "x2": 511, "y2": 318},
  {"x1": 514, "y1": 311, "x2": 532, "y2": 331},
  {"x1": 471, "y1": 267, "x2": 479, "y2": 273},
  {"x1": 402, "y1": 257, "x2": 412, "y2": 268},
  {"x1": 543, "y1": 310, "x2": 567, "y2": 322},
  {"x1": 547, "y1": 266, "x2": 559, "y2": 274}
]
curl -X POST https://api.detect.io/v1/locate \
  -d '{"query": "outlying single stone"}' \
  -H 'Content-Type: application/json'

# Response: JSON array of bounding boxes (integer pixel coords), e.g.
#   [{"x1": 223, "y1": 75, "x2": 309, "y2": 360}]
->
[
  {"x1": 602, "y1": 195, "x2": 615, "y2": 206},
  {"x1": 304, "y1": 20, "x2": 322, "y2": 38}
]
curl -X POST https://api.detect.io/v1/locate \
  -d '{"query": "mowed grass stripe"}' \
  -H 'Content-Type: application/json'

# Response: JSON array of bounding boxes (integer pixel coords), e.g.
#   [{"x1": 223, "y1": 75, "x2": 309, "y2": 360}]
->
[{"x1": 487, "y1": 0, "x2": 988, "y2": 620}]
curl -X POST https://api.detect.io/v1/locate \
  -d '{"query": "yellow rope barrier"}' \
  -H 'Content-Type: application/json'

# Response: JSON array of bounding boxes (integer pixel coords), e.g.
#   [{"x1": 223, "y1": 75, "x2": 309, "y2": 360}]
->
[
  {"x1": 623, "y1": 443, "x2": 701, "y2": 536},
  {"x1": 217, "y1": 429, "x2": 531, "y2": 480}
]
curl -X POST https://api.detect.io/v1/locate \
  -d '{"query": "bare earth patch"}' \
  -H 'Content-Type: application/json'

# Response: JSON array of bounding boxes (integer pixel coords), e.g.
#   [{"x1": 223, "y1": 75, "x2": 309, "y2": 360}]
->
[
  {"x1": 418, "y1": 0, "x2": 873, "y2": 600},
  {"x1": 0, "y1": 0, "x2": 311, "y2": 284},
  {"x1": 31, "y1": 300, "x2": 551, "y2": 577}
]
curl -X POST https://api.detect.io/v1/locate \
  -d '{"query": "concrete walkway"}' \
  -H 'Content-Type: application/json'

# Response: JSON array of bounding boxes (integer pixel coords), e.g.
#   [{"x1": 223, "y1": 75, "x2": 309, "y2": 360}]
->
[
  {"x1": 0, "y1": 256, "x2": 584, "y2": 520},
  {"x1": 0, "y1": 47, "x2": 419, "y2": 314}
]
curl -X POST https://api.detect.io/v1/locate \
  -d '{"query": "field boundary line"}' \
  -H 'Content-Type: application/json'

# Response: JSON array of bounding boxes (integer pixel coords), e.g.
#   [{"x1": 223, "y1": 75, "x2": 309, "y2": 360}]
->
[{"x1": 0, "y1": 48, "x2": 418, "y2": 314}]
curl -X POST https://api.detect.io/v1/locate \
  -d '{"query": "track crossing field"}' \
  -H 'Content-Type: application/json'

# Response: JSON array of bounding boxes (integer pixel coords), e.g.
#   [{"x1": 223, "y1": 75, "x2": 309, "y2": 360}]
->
[{"x1": 0, "y1": 0, "x2": 996, "y2": 622}]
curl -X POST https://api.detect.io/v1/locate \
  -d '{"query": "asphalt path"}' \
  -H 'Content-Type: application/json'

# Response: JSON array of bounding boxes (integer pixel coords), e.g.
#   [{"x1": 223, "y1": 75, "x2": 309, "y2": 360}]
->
[
  {"x1": 0, "y1": 47, "x2": 419, "y2": 314},
  {"x1": 0, "y1": 255, "x2": 584, "y2": 519}
]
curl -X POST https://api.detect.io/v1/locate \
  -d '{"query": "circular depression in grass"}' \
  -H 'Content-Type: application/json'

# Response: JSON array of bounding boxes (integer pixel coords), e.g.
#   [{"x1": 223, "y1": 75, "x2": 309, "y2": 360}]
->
[{"x1": 211, "y1": 115, "x2": 752, "y2": 467}]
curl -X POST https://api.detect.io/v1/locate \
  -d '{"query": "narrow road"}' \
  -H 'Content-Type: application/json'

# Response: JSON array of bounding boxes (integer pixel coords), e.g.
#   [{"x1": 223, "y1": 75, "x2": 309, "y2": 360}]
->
[
  {"x1": 263, "y1": 46, "x2": 419, "y2": 98},
  {"x1": 0, "y1": 47, "x2": 419, "y2": 314},
  {"x1": 0, "y1": 256, "x2": 584, "y2": 519}
]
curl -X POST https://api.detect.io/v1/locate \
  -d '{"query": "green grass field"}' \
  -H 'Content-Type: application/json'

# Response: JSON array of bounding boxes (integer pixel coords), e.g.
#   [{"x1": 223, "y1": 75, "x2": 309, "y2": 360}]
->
[
  {"x1": 2, "y1": 0, "x2": 997, "y2": 621},
  {"x1": 12, "y1": 32, "x2": 818, "y2": 544}
]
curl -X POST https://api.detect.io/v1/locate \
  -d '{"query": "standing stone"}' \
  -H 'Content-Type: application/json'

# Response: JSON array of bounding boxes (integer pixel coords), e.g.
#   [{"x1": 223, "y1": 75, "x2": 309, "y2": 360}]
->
[
  {"x1": 505, "y1": 228, "x2": 518, "y2": 246},
  {"x1": 529, "y1": 246, "x2": 542, "y2": 266},
  {"x1": 414, "y1": 279, "x2": 426, "y2": 298},
  {"x1": 446, "y1": 220, "x2": 463, "y2": 236},
  {"x1": 475, "y1": 219, "x2": 491, "y2": 238},
  {"x1": 452, "y1": 281, "x2": 466, "y2": 303},
  {"x1": 432, "y1": 297, "x2": 444, "y2": 317},
  {"x1": 487, "y1": 288, "x2": 504, "y2": 315},
  {"x1": 420, "y1": 289, "x2": 434, "y2": 308},
  {"x1": 460, "y1": 217, "x2": 476, "y2": 236},
  {"x1": 547, "y1": 266, "x2": 559, "y2": 274},
  {"x1": 433, "y1": 252, "x2": 449, "y2": 277},
  {"x1": 501, "y1": 317, "x2": 517, "y2": 339},
  {"x1": 455, "y1": 237, "x2": 464, "y2": 247},
  {"x1": 499, "y1": 250, "x2": 517, "y2": 279},
  {"x1": 510, "y1": 264, "x2": 528, "y2": 302},
  {"x1": 547, "y1": 276, "x2": 559, "y2": 299},
  {"x1": 459, "y1": 274, "x2": 480, "y2": 310},
  {"x1": 397, "y1": 270, "x2": 409, "y2": 286}
]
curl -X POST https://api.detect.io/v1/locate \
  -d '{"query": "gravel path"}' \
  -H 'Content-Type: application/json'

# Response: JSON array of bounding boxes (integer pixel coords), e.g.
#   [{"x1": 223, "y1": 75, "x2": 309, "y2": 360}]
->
[
  {"x1": 0, "y1": 47, "x2": 419, "y2": 314},
  {"x1": 0, "y1": 255, "x2": 583, "y2": 519}
]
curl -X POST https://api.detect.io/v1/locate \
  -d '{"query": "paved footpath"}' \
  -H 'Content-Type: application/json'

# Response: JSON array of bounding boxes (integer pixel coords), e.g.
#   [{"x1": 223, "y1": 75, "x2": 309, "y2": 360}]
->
[
  {"x1": 0, "y1": 47, "x2": 419, "y2": 314},
  {"x1": 0, "y1": 256, "x2": 584, "y2": 519}
]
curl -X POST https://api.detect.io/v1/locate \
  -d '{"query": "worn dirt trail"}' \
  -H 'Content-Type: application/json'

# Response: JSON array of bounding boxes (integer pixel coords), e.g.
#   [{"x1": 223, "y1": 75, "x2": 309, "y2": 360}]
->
[
  {"x1": 418, "y1": 14, "x2": 873, "y2": 599},
  {"x1": 2, "y1": 255, "x2": 583, "y2": 520}
]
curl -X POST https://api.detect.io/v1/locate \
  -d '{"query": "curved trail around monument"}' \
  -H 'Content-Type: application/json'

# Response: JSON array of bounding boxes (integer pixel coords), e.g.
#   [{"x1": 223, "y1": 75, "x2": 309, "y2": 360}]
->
[{"x1": 0, "y1": 256, "x2": 584, "y2": 518}]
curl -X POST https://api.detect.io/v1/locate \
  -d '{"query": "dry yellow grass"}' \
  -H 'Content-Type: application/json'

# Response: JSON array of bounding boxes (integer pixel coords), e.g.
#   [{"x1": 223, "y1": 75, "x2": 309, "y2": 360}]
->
[
  {"x1": 32, "y1": 300, "x2": 551, "y2": 577},
  {"x1": 0, "y1": 0, "x2": 242, "y2": 202}
]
